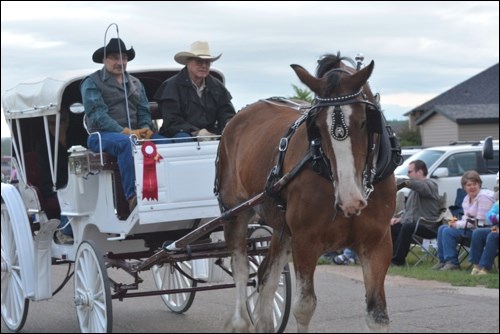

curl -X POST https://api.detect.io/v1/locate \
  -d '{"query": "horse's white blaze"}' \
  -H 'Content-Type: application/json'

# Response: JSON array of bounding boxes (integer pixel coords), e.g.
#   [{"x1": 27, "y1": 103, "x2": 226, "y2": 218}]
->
[{"x1": 326, "y1": 106, "x2": 367, "y2": 215}]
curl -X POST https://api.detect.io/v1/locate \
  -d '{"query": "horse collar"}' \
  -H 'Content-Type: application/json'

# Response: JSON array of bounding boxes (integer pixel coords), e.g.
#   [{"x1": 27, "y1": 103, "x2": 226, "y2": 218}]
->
[{"x1": 330, "y1": 106, "x2": 349, "y2": 141}]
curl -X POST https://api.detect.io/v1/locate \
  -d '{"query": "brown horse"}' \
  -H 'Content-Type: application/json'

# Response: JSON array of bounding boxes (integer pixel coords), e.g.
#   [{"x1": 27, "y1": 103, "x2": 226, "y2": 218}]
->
[{"x1": 216, "y1": 54, "x2": 398, "y2": 332}]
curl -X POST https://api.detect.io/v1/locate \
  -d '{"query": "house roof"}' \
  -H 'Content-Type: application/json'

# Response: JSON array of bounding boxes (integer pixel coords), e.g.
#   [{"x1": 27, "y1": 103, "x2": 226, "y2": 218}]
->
[
  {"x1": 406, "y1": 63, "x2": 499, "y2": 117},
  {"x1": 415, "y1": 103, "x2": 499, "y2": 125}
]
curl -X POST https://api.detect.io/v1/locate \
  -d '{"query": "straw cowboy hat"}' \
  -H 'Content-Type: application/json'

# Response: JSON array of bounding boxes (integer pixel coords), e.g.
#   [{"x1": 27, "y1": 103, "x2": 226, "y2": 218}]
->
[
  {"x1": 92, "y1": 38, "x2": 135, "y2": 64},
  {"x1": 174, "y1": 41, "x2": 222, "y2": 65}
]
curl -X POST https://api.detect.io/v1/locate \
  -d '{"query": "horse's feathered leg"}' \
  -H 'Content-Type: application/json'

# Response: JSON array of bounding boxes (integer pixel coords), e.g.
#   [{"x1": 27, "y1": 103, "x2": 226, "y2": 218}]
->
[
  {"x1": 254, "y1": 231, "x2": 292, "y2": 333},
  {"x1": 224, "y1": 212, "x2": 254, "y2": 333},
  {"x1": 290, "y1": 241, "x2": 318, "y2": 333},
  {"x1": 358, "y1": 231, "x2": 391, "y2": 333}
]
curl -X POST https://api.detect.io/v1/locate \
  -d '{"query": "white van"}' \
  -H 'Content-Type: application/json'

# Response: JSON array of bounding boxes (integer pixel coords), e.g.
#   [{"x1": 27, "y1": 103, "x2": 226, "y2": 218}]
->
[
  {"x1": 395, "y1": 138, "x2": 499, "y2": 207},
  {"x1": 401, "y1": 148, "x2": 423, "y2": 161}
]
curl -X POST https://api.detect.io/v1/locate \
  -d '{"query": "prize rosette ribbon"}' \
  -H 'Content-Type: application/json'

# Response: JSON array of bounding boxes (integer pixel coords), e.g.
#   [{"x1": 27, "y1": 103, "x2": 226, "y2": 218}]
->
[{"x1": 142, "y1": 141, "x2": 162, "y2": 200}]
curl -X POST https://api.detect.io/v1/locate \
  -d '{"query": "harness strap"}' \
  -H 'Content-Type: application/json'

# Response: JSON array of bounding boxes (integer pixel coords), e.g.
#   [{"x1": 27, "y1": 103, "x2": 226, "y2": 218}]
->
[
  {"x1": 266, "y1": 114, "x2": 307, "y2": 192},
  {"x1": 266, "y1": 150, "x2": 315, "y2": 196},
  {"x1": 265, "y1": 113, "x2": 333, "y2": 207}
]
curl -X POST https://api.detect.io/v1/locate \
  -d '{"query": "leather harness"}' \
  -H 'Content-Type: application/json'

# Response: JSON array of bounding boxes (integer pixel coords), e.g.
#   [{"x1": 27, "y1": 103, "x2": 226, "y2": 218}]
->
[{"x1": 264, "y1": 91, "x2": 402, "y2": 210}]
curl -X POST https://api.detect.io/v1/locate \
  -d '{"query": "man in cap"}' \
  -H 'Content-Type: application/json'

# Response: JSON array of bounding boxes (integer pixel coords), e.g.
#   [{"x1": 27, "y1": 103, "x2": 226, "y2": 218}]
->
[
  {"x1": 154, "y1": 41, "x2": 236, "y2": 141},
  {"x1": 81, "y1": 38, "x2": 163, "y2": 212}
]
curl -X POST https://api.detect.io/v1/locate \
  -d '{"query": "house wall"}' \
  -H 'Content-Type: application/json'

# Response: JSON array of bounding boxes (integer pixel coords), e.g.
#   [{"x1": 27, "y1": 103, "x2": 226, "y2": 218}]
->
[
  {"x1": 458, "y1": 123, "x2": 499, "y2": 141},
  {"x1": 408, "y1": 110, "x2": 424, "y2": 131},
  {"x1": 419, "y1": 114, "x2": 458, "y2": 147}
]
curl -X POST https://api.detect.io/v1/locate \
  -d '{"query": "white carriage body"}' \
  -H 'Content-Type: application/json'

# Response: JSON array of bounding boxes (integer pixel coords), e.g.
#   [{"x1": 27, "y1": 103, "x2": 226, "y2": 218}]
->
[
  {"x1": 1, "y1": 68, "x2": 223, "y2": 300},
  {"x1": 57, "y1": 141, "x2": 221, "y2": 233},
  {"x1": 2, "y1": 67, "x2": 292, "y2": 334}
]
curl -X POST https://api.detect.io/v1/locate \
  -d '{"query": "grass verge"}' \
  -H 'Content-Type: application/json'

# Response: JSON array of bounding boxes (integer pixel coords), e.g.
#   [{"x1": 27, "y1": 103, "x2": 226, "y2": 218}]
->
[
  {"x1": 388, "y1": 262, "x2": 498, "y2": 289},
  {"x1": 318, "y1": 250, "x2": 499, "y2": 289}
]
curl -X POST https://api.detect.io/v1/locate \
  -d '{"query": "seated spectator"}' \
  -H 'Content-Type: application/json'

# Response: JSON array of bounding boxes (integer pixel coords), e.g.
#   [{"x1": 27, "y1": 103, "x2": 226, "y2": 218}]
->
[
  {"x1": 469, "y1": 198, "x2": 499, "y2": 275},
  {"x1": 391, "y1": 160, "x2": 440, "y2": 266},
  {"x1": 434, "y1": 170, "x2": 495, "y2": 271},
  {"x1": 154, "y1": 41, "x2": 236, "y2": 142}
]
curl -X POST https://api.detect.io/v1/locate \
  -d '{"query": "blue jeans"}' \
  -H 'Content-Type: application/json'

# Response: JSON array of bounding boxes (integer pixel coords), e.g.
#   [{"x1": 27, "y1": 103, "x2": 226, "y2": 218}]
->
[
  {"x1": 437, "y1": 224, "x2": 472, "y2": 265},
  {"x1": 469, "y1": 227, "x2": 499, "y2": 270},
  {"x1": 87, "y1": 132, "x2": 166, "y2": 200},
  {"x1": 152, "y1": 135, "x2": 175, "y2": 145},
  {"x1": 58, "y1": 215, "x2": 73, "y2": 237},
  {"x1": 172, "y1": 132, "x2": 195, "y2": 143}
]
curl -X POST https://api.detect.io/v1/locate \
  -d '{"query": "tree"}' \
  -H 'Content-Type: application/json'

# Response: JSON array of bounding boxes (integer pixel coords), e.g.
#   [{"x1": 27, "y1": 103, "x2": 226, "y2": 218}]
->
[
  {"x1": 289, "y1": 84, "x2": 313, "y2": 103},
  {"x1": 397, "y1": 126, "x2": 421, "y2": 147}
]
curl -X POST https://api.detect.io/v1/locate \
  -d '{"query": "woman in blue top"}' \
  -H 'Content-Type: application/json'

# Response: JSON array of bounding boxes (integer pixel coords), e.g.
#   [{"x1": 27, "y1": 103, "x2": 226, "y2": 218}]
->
[{"x1": 469, "y1": 199, "x2": 499, "y2": 275}]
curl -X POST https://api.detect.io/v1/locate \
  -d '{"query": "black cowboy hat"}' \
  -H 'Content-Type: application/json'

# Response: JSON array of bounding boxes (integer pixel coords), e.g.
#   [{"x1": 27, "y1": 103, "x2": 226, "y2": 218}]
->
[{"x1": 92, "y1": 38, "x2": 135, "y2": 64}]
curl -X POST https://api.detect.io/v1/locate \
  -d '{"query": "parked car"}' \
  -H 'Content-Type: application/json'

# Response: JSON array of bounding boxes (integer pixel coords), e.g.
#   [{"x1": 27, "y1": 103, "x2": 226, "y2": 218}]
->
[
  {"x1": 401, "y1": 147, "x2": 423, "y2": 161},
  {"x1": 395, "y1": 137, "x2": 498, "y2": 207}
]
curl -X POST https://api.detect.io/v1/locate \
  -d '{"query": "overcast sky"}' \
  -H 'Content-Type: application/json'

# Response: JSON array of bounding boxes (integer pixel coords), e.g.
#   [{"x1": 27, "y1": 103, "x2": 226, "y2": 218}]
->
[{"x1": 1, "y1": 1, "x2": 499, "y2": 136}]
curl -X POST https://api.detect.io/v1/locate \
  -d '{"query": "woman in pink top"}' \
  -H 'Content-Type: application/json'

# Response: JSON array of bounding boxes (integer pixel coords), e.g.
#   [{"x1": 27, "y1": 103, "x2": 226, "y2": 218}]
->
[{"x1": 433, "y1": 170, "x2": 495, "y2": 271}]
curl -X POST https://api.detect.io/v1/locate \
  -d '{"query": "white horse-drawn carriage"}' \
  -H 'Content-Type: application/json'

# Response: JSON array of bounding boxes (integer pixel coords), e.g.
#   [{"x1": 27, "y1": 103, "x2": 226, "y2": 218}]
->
[{"x1": 1, "y1": 68, "x2": 291, "y2": 332}]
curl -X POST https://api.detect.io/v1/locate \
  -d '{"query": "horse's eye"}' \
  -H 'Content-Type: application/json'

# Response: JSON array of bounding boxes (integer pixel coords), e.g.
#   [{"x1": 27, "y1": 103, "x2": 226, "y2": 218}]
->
[{"x1": 360, "y1": 120, "x2": 366, "y2": 130}]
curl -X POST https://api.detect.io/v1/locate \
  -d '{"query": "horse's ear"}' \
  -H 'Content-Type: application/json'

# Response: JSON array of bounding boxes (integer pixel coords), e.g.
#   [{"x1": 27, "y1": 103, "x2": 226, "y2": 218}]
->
[
  {"x1": 343, "y1": 60, "x2": 374, "y2": 92},
  {"x1": 291, "y1": 64, "x2": 322, "y2": 95}
]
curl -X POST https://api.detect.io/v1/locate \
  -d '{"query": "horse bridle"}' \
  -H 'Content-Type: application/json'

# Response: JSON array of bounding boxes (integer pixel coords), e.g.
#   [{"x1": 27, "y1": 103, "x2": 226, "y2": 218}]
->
[
  {"x1": 264, "y1": 87, "x2": 382, "y2": 210},
  {"x1": 309, "y1": 88, "x2": 383, "y2": 199}
]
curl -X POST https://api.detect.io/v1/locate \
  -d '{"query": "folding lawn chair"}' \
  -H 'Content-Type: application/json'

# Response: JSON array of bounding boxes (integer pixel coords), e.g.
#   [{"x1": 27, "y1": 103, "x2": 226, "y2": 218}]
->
[{"x1": 410, "y1": 193, "x2": 448, "y2": 266}]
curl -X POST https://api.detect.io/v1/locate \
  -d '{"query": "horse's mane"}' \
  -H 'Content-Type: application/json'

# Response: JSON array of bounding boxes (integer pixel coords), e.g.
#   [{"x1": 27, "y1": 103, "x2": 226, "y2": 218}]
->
[{"x1": 316, "y1": 53, "x2": 356, "y2": 97}]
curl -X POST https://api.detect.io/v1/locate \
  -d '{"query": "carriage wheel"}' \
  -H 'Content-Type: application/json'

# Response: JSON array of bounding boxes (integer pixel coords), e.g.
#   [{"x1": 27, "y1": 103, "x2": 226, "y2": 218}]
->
[
  {"x1": 246, "y1": 225, "x2": 292, "y2": 333},
  {"x1": 1, "y1": 203, "x2": 29, "y2": 332},
  {"x1": 151, "y1": 261, "x2": 197, "y2": 313},
  {"x1": 74, "y1": 240, "x2": 112, "y2": 333}
]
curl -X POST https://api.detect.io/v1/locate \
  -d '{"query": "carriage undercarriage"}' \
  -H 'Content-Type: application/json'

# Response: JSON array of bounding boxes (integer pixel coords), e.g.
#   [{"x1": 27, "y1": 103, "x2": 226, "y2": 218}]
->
[{"x1": 1, "y1": 147, "x2": 292, "y2": 332}]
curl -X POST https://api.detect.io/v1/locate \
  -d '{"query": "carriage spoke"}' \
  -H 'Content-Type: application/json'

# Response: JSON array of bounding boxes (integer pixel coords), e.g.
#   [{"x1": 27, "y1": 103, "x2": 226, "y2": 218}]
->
[
  {"x1": 1, "y1": 201, "x2": 30, "y2": 332},
  {"x1": 74, "y1": 241, "x2": 112, "y2": 333}
]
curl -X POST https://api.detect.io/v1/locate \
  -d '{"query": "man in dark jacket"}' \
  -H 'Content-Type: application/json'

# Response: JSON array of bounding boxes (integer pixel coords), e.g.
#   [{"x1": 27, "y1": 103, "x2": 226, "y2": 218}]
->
[{"x1": 154, "y1": 41, "x2": 235, "y2": 141}]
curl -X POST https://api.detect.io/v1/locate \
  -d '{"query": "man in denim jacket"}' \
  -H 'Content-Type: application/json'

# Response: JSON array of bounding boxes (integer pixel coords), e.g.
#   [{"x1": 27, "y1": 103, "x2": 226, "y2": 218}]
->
[{"x1": 81, "y1": 38, "x2": 163, "y2": 211}]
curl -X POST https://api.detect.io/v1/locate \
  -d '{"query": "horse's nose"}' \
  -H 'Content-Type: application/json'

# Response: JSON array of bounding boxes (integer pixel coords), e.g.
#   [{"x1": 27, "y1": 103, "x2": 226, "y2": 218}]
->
[{"x1": 339, "y1": 198, "x2": 367, "y2": 217}]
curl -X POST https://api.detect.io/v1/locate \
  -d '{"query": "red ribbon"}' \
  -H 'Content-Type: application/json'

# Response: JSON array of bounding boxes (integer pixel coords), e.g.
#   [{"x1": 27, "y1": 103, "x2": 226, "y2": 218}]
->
[{"x1": 141, "y1": 141, "x2": 162, "y2": 201}]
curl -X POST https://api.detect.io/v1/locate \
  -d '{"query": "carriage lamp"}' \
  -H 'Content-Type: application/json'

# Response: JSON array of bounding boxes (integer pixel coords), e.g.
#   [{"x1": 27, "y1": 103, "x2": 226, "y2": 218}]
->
[{"x1": 68, "y1": 145, "x2": 90, "y2": 175}]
